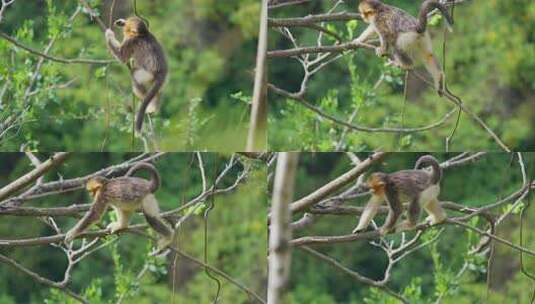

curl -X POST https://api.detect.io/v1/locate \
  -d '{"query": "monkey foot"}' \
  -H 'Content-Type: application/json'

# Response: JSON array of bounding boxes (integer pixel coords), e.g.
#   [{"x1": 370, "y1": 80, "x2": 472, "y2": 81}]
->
[
  {"x1": 426, "y1": 215, "x2": 447, "y2": 226},
  {"x1": 149, "y1": 247, "x2": 171, "y2": 257},
  {"x1": 395, "y1": 221, "x2": 416, "y2": 232},
  {"x1": 107, "y1": 223, "x2": 126, "y2": 234},
  {"x1": 146, "y1": 101, "x2": 160, "y2": 114},
  {"x1": 352, "y1": 226, "x2": 366, "y2": 234}
]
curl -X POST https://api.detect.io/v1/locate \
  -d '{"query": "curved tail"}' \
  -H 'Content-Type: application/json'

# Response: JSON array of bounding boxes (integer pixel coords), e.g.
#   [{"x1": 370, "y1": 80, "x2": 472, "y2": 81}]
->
[
  {"x1": 135, "y1": 72, "x2": 166, "y2": 132},
  {"x1": 417, "y1": 0, "x2": 454, "y2": 34},
  {"x1": 415, "y1": 155, "x2": 442, "y2": 184},
  {"x1": 126, "y1": 162, "x2": 161, "y2": 192}
]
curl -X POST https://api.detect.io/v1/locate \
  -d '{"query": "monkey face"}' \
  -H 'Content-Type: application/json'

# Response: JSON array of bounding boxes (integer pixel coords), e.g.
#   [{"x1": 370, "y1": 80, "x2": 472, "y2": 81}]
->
[
  {"x1": 359, "y1": 1, "x2": 378, "y2": 23},
  {"x1": 86, "y1": 177, "x2": 106, "y2": 197},
  {"x1": 116, "y1": 17, "x2": 148, "y2": 38},
  {"x1": 367, "y1": 173, "x2": 386, "y2": 196}
]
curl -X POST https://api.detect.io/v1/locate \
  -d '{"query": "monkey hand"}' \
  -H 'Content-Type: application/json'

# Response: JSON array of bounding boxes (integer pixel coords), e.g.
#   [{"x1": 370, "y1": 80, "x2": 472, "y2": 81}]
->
[
  {"x1": 105, "y1": 29, "x2": 115, "y2": 41},
  {"x1": 352, "y1": 227, "x2": 361, "y2": 234},
  {"x1": 375, "y1": 47, "x2": 387, "y2": 57},
  {"x1": 352, "y1": 225, "x2": 367, "y2": 234}
]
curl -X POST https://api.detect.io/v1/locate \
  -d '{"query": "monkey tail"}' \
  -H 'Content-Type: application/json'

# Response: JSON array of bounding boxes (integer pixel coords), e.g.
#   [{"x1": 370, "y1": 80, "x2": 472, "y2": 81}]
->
[
  {"x1": 135, "y1": 73, "x2": 166, "y2": 132},
  {"x1": 415, "y1": 155, "x2": 442, "y2": 184},
  {"x1": 126, "y1": 162, "x2": 161, "y2": 192},
  {"x1": 417, "y1": 0, "x2": 454, "y2": 34}
]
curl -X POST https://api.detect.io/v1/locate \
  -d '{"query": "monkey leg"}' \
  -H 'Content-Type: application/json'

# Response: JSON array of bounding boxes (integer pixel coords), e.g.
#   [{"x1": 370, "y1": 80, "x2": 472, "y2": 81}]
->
[
  {"x1": 393, "y1": 48, "x2": 414, "y2": 70},
  {"x1": 424, "y1": 52, "x2": 445, "y2": 96},
  {"x1": 397, "y1": 198, "x2": 420, "y2": 232},
  {"x1": 423, "y1": 198, "x2": 447, "y2": 225},
  {"x1": 107, "y1": 206, "x2": 133, "y2": 234},
  {"x1": 142, "y1": 194, "x2": 174, "y2": 250},
  {"x1": 132, "y1": 80, "x2": 147, "y2": 101},
  {"x1": 352, "y1": 195, "x2": 384, "y2": 234},
  {"x1": 380, "y1": 197, "x2": 402, "y2": 235}
]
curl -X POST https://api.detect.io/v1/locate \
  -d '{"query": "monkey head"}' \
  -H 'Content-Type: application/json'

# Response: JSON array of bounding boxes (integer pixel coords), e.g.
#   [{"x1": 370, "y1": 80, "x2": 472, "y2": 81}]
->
[
  {"x1": 114, "y1": 17, "x2": 148, "y2": 38},
  {"x1": 86, "y1": 176, "x2": 108, "y2": 197},
  {"x1": 359, "y1": 0, "x2": 382, "y2": 23},
  {"x1": 367, "y1": 172, "x2": 387, "y2": 196}
]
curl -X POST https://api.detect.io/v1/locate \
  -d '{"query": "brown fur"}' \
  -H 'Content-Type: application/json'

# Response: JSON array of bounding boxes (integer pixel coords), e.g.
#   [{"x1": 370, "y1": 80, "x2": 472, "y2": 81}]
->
[
  {"x1": 353, "y1": 155, "x2": 446, "y2": 235},
  {"x1": 64, "y1": 163, "x2": 173, "y2": 252},
  {"x1": 106, "y1": 17, "x2": 168, "y2": 132},
  {"x1": 356, "y1": 0, "x2": 453, "y2": 95}
]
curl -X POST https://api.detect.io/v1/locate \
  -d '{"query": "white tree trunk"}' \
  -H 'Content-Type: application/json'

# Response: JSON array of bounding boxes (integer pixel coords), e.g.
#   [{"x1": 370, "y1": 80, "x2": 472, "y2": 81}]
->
[
  {"x1": 246, "y1": 0, "x2": 268, "y2": 152},
  {"x1": 268, "y1": 153, "x2": 299, "y2": 304}
]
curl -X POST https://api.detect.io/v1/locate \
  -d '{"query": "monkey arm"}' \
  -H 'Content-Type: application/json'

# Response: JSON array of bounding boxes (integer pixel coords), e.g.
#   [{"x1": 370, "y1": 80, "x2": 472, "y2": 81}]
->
[
  {"x1": 105, "y1": 29, "x2": 133, "y2": 64},
  {"x1": 376, "y1": 32, "x2": 387, "y2": 56},
  {"x1": 353, "y1": 24, "x2": 377, "y2": 44},
  {"x1": 65, "y1": 193, "x2": 108, "y2": 242},
  {"x1": 352, "y1": 194, "x2": 384, "y2": 233}
]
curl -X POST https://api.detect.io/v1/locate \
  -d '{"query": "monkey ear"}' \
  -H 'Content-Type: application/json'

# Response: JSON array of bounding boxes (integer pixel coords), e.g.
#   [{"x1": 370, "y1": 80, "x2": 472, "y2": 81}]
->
[{"x1": 114, "y1": 19, "x2": 126, "y2": 27}]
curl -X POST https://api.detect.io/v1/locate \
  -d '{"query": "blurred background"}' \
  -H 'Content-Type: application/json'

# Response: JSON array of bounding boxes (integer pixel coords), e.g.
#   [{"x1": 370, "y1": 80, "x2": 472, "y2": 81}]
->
[
  {"x1": 0, "y1": 0, "x2": 260, "y2": 151},
  {"x1": 268, "y1": 0, "x2": 535, "y2": 151},
  {"x1": 277, "y1": 153, "x2": 535, "y2": 303},
  {"x1": 0, "y1": 153, "x2": 267, "y2": 303}
]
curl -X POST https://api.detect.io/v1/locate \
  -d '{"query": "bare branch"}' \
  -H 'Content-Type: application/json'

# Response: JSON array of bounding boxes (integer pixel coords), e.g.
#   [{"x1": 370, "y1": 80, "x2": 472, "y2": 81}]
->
[
  {"x1": 0, "y1": 152, "x2": 70, "y2": 201},
  {"x1": 289, "y1": 152, "x2": 385, "y2": 213},
  {"x1": 0, "y1": 32, "x2": 113, "y2": 65}
]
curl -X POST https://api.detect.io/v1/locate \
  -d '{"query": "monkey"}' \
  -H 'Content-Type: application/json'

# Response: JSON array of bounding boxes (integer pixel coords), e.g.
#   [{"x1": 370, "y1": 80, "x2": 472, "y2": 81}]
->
[
  {"x1": 352, "y1": 155, "x2": 447, "y2": 235},
  {"x1": 64, "y1": 162, "x2": 174, "y2": 252},
  {"x1": 353, "y1": 0, "x2": 454, "y2": 95},
  {"x1": 105, "y1": 17, "x2": 168, "y2": 132}
]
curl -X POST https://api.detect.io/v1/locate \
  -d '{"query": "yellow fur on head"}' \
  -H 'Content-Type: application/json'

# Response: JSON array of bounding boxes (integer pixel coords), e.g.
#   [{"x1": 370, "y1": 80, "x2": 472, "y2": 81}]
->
[
  {"x1": 123, "y1": 17, "x2": 148, "y2": 38},
  {"x1": 359, "y1": 1, "x2": 378, "y2": 23},
  {"x1": 86, "y1": 177, "x2": 106, "y2": 196},
  {"x1": 368, "y1": 173, "x2": 386, "y2": 196}
]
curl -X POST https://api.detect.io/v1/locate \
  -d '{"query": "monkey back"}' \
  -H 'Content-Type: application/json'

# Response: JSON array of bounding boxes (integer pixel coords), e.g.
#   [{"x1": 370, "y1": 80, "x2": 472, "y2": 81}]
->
[{"x1": 101, "y1": 177, "x2": 153, "y2": 206}]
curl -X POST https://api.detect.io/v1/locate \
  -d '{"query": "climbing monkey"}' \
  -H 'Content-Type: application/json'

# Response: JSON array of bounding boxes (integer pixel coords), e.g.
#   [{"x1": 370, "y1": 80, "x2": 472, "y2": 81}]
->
[
  {"x1": 352, "y1": 155, "x2": 447, "y2": 235},
  {"x1": 354, "y1": 0, "x2": 454, "y2": 95},
  {"x1": 105, "y1": 17, "x2": 168, "y2": 132}
]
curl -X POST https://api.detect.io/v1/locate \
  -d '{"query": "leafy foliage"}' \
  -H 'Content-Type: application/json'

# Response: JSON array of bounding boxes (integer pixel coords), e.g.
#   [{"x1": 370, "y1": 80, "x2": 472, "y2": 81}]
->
[
  {"x1": 0, "y1": 0, "x2": 259, "y2": 151},
  {"x1": 269, "y1": 1, "x2": 535, "y2": 151}
]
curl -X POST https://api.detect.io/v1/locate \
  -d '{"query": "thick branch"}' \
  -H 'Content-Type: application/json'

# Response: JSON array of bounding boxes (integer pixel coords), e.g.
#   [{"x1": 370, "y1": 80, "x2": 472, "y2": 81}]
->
[
  {"x1": 290, "y1": 152, "x2": 385, "y2": 213},
  {"x1": 0, "y1": 152, "x2": 70, "y2": 201},
  {"x1": 268, "y1": 12, "x2": 361, "y2": 27},
  {"x1": 268, "y1": 41, "x2": 373, "y2": 58}
]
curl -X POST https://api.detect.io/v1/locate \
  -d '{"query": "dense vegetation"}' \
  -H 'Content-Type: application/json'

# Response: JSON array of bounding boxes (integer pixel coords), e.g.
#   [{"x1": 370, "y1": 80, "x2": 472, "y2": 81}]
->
[
  {"x1": 0, "y1": 0, "x2": 259, "y2": 151},
  {"x1": 269, "y1": 0, "x2": 535, "y2": 151},
  {"x1": 0, "y1": 153, "x2": 267, "y2": 303},
  {"x1": 282, "y1": 153, "x2": 535, "y2": 303}
]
